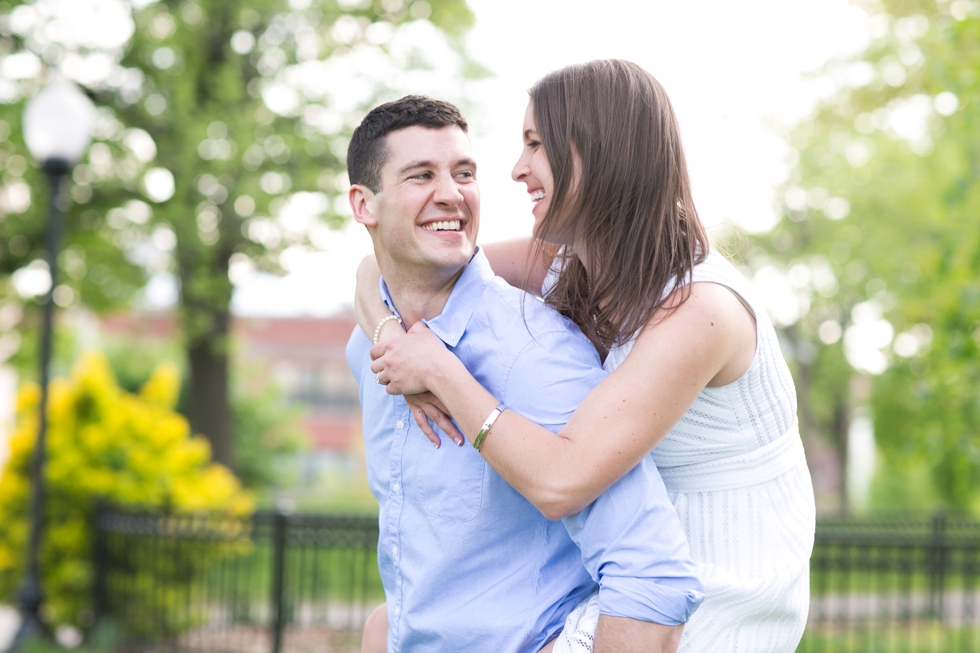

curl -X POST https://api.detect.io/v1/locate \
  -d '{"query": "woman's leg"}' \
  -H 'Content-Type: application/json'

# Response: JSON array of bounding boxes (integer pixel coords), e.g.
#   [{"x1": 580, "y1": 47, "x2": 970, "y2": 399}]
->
[{"x1": 361, "y1": 603, "x2": 388, "y2": 653}]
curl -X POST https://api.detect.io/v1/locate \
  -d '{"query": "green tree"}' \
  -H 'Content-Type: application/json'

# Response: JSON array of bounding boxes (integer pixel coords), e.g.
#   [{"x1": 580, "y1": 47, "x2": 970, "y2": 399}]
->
[
  {"x1": 737, "y1": 0, "x2": 980, "y2": 511},
  {"x1": 0, "y1": 0, "x2": 478, "y2": 468}
]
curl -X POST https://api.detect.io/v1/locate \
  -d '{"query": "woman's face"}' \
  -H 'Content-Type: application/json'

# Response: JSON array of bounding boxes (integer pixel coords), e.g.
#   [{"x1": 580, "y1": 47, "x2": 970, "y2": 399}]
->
[
  {"x1": 511, "y1": 101, "x2": 580, "y2": 244},
  {"x1": 511, "y1": 102, "x2": 554, "y2": 229}
]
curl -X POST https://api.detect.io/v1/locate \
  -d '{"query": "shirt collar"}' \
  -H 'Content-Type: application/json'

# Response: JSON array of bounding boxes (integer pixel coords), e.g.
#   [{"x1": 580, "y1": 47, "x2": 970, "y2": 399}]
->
[{"x1": 379, "y1": 247, "x2": 492, "y2": 348}]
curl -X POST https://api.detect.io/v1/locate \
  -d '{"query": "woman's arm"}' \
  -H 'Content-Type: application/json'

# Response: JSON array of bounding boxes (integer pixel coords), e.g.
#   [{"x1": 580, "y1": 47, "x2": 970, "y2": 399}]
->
[
  {"x1": 371, "y1": 282, "x2": 757, "y2": 519},
  {"x1": 355, "y1": 239, "x2": 551, "y2": 331},
  {"x1": 354, "y1": 255, "x2": 404, "y2": 344},
  {"x1": 354, "y1": 255, "x2": 463, "y2": 446},
  {"x1": 481, "y1": 237, "x2": 554, "y2": 296}
]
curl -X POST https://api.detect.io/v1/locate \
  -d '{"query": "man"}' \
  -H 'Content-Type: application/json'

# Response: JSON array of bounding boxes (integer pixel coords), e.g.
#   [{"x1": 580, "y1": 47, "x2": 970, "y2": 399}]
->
[{"x1": 345, "y1": 96, "x2": 702, "y2": 653}]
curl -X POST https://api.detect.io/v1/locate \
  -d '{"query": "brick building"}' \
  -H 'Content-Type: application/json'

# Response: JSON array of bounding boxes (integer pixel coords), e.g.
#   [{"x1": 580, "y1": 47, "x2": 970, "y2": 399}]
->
[{"x1": 235, "y1": 315, "x2": 361, "y2": 451}]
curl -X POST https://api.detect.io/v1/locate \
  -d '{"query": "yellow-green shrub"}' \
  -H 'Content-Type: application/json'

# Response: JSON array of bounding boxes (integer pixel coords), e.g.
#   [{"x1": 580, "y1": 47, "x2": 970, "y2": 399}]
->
[{"x1": 0, "y1": 352, "x2": 253, "y2": 628}]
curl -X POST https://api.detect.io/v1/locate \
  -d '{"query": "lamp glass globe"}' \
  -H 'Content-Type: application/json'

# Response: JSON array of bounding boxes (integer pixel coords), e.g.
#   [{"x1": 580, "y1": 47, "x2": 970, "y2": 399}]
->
[{"x1": 23, "y1": 71, "x2": 96, "y2": 165}]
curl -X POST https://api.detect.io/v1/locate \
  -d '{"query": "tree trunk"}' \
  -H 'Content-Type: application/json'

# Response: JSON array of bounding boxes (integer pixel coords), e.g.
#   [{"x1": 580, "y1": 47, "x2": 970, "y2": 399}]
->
[{"x1": 187, "y1": 308, "x2": 235, "y2": 470}]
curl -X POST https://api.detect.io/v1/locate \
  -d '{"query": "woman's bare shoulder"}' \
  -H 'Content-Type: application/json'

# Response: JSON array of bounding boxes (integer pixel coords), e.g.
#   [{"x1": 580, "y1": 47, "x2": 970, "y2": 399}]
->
[{"x1": 627, "y1": 281, "x2": 757, "y2": 387}]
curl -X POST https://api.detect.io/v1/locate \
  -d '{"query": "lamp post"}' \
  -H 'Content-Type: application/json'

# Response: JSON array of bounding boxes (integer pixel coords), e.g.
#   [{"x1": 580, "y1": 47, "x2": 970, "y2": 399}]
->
[{"x1": 10, "y1": 71, "x2": 94, "y2": 648}]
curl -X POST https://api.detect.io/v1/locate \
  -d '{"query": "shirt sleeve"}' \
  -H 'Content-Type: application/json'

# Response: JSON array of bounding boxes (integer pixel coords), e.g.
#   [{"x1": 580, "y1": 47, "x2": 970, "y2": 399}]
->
[
  {"x1": 345, "y1": 326, "x2": 371, "y2": 384},
  {"x1": 503, "y1": 328, "x2": 704, "y2": 625},
  {"x1": 562, "y1": 457, "x2": 704, "y2": 624}
]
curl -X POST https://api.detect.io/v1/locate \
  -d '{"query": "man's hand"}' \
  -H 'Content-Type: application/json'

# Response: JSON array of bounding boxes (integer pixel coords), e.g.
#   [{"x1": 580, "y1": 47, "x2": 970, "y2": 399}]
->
[{"x1": 593, "y1": 615, "x2": 683, "y2": 653}]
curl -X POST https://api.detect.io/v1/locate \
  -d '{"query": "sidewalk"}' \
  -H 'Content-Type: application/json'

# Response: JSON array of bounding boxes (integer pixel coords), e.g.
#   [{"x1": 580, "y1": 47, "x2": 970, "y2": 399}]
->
[{"x1": 0, "y1": 605, "x2": 17, "y2": 650}]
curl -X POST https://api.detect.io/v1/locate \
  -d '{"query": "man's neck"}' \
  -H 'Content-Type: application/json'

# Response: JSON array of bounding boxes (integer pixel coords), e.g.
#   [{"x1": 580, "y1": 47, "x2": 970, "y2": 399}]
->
[{"x1": 382, "y1": 264, "x2": 466, "y2": 328}]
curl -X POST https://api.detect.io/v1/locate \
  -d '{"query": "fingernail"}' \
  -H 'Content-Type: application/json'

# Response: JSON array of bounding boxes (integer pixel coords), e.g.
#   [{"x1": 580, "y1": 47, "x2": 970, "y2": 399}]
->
[
  {"x1": 454, "y1": 437, "x2": 463, "y2": 446},
  {"x1": 433, "y1": 441, "x2": 440, "y2": 449}
]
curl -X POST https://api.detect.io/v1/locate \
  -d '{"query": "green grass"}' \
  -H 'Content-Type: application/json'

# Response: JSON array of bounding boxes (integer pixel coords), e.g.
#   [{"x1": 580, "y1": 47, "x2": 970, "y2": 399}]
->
[{"x1": 799, "y1": 621, "x2": 980, "y2": 653}]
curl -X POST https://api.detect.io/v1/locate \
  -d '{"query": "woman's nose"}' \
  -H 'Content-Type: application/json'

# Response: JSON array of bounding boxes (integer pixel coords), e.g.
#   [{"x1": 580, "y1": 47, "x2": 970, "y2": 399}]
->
[{"x1": 511, "y1": 154, "x2": 529, "y2": 182}]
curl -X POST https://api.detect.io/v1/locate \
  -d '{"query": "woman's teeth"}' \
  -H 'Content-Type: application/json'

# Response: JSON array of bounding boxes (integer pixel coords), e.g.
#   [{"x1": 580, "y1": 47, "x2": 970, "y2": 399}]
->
[
  {"x1": 422, "y1": 220, "x2": 461, "y2": 232},
  {"x1": 531, "y1": 190, "x2": 545, "y2": 203}
]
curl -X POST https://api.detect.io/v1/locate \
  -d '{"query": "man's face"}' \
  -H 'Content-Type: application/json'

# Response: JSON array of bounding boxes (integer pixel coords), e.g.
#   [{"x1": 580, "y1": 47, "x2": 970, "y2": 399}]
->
[{"x1": 352, "y1": 125, "x2": 479, "y2": 279}]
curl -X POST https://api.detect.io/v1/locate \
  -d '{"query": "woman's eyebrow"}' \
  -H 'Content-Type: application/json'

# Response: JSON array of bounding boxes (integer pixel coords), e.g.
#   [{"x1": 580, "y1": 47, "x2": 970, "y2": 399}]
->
[{"x1": 524, "y1": 129, "x2": 539, "y2": 140}]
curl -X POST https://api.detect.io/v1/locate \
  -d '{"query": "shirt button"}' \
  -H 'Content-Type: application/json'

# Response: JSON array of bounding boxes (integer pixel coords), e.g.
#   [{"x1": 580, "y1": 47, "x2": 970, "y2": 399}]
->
[
  {"x1": 394, "y1": 605, "x2": 401, "y2": 615},
  {"x1": 392, "y1": 482, "x2": 401, "y2": 494},
  {"x1": 396, "y1": 420, "x2": 405, "y2": 429},
  {"x1": 392, "y1": 545, "x2": 399, "y2": 557}
]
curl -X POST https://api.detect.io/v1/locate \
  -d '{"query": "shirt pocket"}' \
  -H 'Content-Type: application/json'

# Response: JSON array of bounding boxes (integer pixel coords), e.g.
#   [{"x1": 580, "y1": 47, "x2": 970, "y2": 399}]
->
[{"x1": 409, "y1": 434, "x2": 485, "y2": 522}]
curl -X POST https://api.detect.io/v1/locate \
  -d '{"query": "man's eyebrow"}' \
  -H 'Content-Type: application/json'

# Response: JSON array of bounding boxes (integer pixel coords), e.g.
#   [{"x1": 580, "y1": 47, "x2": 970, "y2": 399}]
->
[
  {"x1": 397, "y1": 158, "x2": 477, "y2": 174},
  {"x1": 397, "y1": 160, "x2": 434, "y2": 175}
]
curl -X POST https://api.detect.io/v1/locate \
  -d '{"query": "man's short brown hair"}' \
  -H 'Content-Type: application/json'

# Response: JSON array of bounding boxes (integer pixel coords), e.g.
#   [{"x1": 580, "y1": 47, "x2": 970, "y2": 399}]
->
[{"x1": 347, "y1": 96, "x2": 468, "y2": 193}]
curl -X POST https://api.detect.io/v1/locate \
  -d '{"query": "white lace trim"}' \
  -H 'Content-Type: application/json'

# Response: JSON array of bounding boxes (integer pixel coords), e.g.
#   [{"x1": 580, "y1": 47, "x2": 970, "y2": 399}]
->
[{"x1": 552, "y1": 592, "x2": 599, "y2": 653}]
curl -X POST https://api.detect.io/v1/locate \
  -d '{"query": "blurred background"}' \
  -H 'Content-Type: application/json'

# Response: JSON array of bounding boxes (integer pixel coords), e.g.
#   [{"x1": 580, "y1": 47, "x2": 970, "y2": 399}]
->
[{"x1": 0, "y1": 0, "x2": 977, "y2": 651}]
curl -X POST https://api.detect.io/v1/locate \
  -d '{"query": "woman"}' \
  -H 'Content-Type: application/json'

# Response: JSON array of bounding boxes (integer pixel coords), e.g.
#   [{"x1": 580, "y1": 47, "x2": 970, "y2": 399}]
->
[{"x1": 362, "y1": 59, "x2": 815, "y2": 652}]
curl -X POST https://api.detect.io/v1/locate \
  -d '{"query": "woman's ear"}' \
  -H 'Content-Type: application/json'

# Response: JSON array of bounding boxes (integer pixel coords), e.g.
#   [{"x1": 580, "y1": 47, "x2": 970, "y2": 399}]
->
[{"x1": 350, "y1": 184, "x2": 378, "y2": 227}]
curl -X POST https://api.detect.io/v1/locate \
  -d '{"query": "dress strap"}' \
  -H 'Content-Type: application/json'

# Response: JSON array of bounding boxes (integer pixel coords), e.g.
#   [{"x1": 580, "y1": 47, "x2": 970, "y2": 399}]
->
[{"x1": 658, "y1": 420, "x2": 806, "y2": 493}]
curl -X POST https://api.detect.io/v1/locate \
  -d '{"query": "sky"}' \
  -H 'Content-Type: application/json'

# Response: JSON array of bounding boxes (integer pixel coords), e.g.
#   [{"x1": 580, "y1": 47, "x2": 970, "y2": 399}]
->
[
  {"x1": 229, "y1": 0, "x2": 873, "y2": 316},
  {"x1": 230, "y1": 0, "x2": 872, "y2": 317}
]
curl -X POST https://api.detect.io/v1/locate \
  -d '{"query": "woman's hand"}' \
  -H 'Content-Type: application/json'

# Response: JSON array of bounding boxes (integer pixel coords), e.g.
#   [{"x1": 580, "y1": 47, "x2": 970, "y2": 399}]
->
[
  {"x1": 371, "y1": 323, "x2": 468, "y2": 447},
  {"x1": 370, "y1": 322, "x2": 452, "y2": 393},
  {"x1": 405, "y1": 392, "x2": 465, "y2": 448}
]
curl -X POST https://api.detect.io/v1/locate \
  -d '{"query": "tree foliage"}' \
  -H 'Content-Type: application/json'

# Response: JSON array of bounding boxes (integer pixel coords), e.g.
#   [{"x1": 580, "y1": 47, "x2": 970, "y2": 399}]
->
[
  {"x1": 102, "y1": 334, "x2": 308, "y2": 491},
  {"x1": 0, "y1": 0, "x2": 478, "y2": 468},
  {"x1": 738, "y1": 0, "x2": 980, "y2": 511},
  {"x1": 0, "y1": 352, "x2": 252, "y2": 628}
]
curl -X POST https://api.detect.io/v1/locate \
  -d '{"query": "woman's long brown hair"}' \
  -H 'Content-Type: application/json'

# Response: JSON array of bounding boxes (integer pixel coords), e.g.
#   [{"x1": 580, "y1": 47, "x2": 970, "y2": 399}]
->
[{"x1": 530, "y1": 59, "x2": 709, "y2": 351}]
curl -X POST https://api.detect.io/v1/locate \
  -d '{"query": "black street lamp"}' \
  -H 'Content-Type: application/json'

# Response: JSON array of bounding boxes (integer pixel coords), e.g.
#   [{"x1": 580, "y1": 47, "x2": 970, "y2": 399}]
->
[{"x1": 10, "y1": 71, "x2": 94, "y2": 649}]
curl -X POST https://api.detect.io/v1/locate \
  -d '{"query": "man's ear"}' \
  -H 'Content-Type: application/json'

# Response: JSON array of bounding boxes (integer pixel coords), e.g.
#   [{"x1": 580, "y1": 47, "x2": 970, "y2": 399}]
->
[{"x1": 350, "y1": 184, "x2": 378, "y2": 227}]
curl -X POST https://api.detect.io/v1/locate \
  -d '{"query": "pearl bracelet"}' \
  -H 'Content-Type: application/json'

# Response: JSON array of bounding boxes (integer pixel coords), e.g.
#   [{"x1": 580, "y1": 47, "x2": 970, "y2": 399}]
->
[{"x1": 372, "y1": 314, "x2": 403, "y2": 345}]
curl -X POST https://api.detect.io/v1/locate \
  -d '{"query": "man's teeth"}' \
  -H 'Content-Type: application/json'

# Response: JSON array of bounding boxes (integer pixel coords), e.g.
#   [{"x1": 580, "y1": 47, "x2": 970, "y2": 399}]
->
[
  {"x1": 422, "y1": 220, "x2": 461, "y2": 231},
  {"x1": 531, "y1": 190, "x2": 545, "y2": 202}
]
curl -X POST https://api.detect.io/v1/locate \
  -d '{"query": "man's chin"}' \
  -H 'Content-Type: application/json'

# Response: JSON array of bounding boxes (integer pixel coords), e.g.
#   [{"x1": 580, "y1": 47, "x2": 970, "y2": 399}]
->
[{"x1": 429, "y1": 248, "x2": 476, "y2": 276}]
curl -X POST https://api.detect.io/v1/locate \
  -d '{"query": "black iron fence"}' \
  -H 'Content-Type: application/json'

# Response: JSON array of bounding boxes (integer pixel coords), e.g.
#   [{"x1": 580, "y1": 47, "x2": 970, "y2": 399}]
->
[
  {"x1": 801, "y1": 512, "x2": 980, "y2": 652},
  {"x1": 93, "y1": 508, "x2": 980, "y2": 653},
  {"x1": 93, "y1": 508, "x2": 381, "y2": 653}
]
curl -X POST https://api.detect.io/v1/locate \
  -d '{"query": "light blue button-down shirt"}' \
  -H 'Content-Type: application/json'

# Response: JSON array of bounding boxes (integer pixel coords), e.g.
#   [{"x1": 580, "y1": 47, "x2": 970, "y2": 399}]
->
[{"x1": 346, "y1": 249, "x2": 703, "y2": 653}]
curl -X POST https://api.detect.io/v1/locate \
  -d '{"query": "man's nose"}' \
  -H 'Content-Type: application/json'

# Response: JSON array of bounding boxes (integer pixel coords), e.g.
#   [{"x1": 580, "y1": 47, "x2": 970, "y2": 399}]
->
[{"x1": 433, "y1": 174, "x2": 464, "y2": 205}]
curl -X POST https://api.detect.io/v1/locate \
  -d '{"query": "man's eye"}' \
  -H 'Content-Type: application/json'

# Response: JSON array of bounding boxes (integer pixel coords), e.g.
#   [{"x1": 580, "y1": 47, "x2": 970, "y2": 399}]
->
[
  {"x1": 456, "y1": 171, "x2": 474, "y2": 179},
  {"x1": 411, "y1": 172, "x2": 432, "y2": 180}
]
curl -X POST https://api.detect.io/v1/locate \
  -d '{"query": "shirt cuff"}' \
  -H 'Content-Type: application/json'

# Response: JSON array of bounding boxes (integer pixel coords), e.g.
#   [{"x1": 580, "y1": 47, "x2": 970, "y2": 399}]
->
[{"x1": 598, "y1": 576, "x2": 705, "y2": 625}]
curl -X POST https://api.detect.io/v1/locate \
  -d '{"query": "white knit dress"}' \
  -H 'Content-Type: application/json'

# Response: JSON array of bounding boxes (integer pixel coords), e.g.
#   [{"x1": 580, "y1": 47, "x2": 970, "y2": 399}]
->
[{"x1": 555, "y1": 250, "x2": 815, "y2": 653}]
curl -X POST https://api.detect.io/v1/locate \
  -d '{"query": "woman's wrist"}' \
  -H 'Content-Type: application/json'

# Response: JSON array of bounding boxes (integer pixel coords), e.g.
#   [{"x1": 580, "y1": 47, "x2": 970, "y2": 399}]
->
[
  {"x1": 375, "y1": 315, "x2": 406, "y2": 344},
  {"x1": 426, "y1": 354, "x2": 502, "y2": 442}
]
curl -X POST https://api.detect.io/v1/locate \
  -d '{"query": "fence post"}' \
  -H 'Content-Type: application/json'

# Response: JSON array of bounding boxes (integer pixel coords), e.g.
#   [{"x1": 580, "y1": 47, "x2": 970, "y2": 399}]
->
[
  {"x1": 929, "y1": 511, "x2": 947, "y2": 619},
  {"x1": 90, "y1": 501, "x2": 108, "y2": 625},
  {"x1": 270, "y1": 509, "x2": 288, "y2": 653}
]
